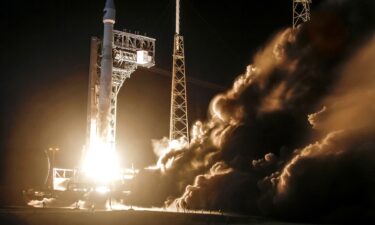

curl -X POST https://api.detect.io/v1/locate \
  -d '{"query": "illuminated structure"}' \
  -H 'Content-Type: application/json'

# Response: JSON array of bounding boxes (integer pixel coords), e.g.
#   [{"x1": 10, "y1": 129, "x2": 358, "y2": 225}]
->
[
  {"x1": 47, "y1": 0, "x2": 155, "y2": 191},
  {"x1": 86, "y1": 0, "x2": 155, "y2": 153},
  {"x1": 293, "y1": 0, "x2": 311, "y2": 29},
  {"x1": 45, "y1": 147, "x2": 60, "y2": 190},
  {"x1": 169, "y1": 0, "x2": 189, "y2": 143},
  {"x1": 26, "y1": 0, "x2": 190, "y2": 206},
  {"x1": 87, "y1": 34, "x2": 155, "y2": 153}
]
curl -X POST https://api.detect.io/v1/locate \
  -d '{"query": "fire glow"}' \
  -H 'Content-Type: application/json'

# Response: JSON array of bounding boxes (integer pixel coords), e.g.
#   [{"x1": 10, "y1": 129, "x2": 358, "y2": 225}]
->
[{"x1": 82, "y1": 135, "x2": 121, "y2": 184}]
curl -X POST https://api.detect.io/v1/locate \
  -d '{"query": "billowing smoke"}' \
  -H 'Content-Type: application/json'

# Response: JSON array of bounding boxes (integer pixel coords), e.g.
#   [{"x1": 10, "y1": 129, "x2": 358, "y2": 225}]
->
[{"x1": 132, "y1": 0, "x2": 375, "y2": 222}]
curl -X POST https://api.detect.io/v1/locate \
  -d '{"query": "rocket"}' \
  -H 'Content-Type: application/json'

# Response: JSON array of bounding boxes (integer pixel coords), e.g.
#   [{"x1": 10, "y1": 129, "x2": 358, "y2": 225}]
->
[{"x1": 98, "y1": 0, "x2": 116, "y2": 142}]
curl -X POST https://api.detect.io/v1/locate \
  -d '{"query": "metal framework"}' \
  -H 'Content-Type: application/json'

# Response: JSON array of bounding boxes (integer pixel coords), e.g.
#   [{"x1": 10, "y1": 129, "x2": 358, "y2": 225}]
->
[
  {"x1": 51, "y1": 167, "x2": 138, "y2": 191},
  {"x1": 109, "y1": 31, "x2": 155, "y2": 145},
  {"x1": 45, "y1": 147, "x2": 60, "y2": 190},
  {"x1": 52, "y1": 168, "x2": 76, "y2": 191},
  {"x1": 293, "y1": 0, "x2": 311, "y2": 29},
  {"x1": 87, "y1": 31, "x2": 155, "y2": 149},
  {"x1": 169, "y1": 0, "x2": 189, "y2": 143}
]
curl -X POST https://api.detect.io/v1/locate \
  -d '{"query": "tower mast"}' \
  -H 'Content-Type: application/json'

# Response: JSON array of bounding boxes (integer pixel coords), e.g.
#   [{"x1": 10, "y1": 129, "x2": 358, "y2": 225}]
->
[
  {"x1": 293, "y1": 0, "x2": 311, "y2": 29},
  {"x1": 170, "y1": 0, "x2": 189, "y2": 143}
]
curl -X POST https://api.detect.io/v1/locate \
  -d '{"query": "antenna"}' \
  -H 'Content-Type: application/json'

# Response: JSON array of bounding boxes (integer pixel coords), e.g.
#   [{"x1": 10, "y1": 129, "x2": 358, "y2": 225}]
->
[{"x1": 176, "y1": 0, "x2": 180, "y2": 34}]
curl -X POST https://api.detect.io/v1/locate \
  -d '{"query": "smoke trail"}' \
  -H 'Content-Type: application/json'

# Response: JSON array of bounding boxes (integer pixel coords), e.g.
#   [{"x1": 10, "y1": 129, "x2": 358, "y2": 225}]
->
[{"x1": 131, "y1": 0, "x2": 375, "y2": 222}]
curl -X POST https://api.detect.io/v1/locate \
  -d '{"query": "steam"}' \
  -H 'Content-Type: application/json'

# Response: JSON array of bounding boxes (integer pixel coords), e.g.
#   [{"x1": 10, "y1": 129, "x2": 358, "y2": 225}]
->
[{"x1": 130, "y1": 0, "x2": 375, "y2": 222}]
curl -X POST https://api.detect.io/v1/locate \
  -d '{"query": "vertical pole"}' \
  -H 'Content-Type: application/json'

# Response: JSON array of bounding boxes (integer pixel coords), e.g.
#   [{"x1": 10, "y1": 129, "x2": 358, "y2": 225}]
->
[
  {"x1": 293, "y1": 0, "x2": 296, "y2": 29},
  {"x1": 51, "y1": 150, "x2": 55, "y2": 190},
  {"x1": 47, "y1": 147, "x2": 59, "y2": 190},
  {"x1": 176, "y1": 0, "x2": 180, "y2": 34}
]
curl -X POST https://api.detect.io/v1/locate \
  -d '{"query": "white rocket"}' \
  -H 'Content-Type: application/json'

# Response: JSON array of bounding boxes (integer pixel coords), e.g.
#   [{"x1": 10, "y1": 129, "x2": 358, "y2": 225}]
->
[{"x1": 98, "y1": 0, "x2": 116, "y2": 142}]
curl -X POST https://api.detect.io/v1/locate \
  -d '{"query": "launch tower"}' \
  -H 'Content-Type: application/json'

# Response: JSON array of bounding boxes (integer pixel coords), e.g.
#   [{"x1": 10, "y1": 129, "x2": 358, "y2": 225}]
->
[
  {"x1": 26, "y1": 0, "x2": 157, "y2": 202},
  {"x1": 86, "y1": 0, "x2": 155, "y2": 161},
  {"x1": 292, "y1": 0, "x2": 311, "y2": 29},
  {"x1": 169, "y1": 0, "x2": 189, "y2": 143}
]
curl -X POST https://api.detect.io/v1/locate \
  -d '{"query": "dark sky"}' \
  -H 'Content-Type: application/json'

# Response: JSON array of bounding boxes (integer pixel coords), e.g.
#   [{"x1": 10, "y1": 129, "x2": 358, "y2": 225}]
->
[{"x1": 0, "y1": 0, "x2": 322, "y2": 189}]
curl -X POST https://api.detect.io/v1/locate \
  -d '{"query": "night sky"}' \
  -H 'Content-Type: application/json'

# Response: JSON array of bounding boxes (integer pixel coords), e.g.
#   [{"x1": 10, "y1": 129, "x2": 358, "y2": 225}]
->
[{"x1": 0, "y1": 0, "x2": 322, "y2": 192}]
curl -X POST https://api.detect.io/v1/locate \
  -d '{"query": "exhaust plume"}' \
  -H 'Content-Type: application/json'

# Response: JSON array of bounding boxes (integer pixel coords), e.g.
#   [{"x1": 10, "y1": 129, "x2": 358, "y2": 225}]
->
[{"x1": 131, "y1": 0, "x2": 375, "y2": 223}]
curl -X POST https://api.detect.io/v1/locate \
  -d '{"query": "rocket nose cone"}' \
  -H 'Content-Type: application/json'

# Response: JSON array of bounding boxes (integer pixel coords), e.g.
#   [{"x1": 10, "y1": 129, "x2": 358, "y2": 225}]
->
[
  {"x1": 105, "y1": 0, "x2": 115, "y2": 10},
  {"x1": 103, "y1": 0, "x2": 116, "y2": 22}
]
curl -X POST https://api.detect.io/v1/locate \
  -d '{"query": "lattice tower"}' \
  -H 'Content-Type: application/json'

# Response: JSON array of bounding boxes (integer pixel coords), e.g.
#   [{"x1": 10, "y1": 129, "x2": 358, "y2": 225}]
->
[
  {"x1": 293, "y1": 0, "x2": 311, "y2": 29},
  {"x1": 169, "y1": 0, "x2": 189, "y2": 143}
]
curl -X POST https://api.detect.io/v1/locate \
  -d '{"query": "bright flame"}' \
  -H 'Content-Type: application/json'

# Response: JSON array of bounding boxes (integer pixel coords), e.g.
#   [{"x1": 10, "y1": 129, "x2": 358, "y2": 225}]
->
[
  {"x1": 95, "y1": 186, "x2": 110, "y2": 194},
  {"x1": 169, "y1": 139, "x2": 184, "y2": 150},
  {"x1": 82, "y1": 136, "x2": 120, "y2": 184},
  {"x1": 147, "y1": 138, "x2": 189, "y2": 171}
]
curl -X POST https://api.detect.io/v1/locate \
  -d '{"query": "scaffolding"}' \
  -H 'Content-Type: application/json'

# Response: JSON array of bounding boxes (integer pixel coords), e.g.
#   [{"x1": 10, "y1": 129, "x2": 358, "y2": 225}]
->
[
  {"x1": 169, "y1": 0, "x2": 189, "y2": 143},
  {"x1": 87, "y1": 31, "x2": 155, "y2": 149},
  {"x1": 293, "y1": 0, "x2": 312, "y2": 29}
]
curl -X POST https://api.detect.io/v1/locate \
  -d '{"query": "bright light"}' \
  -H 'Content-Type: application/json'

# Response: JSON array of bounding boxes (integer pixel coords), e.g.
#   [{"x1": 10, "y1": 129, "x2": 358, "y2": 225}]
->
[
  {"x1": 82, "y1": 136, "x2": 121, "y2": 184},
  {"x1": 169, "y1": 139, "x2": 182, "y2": 150},
  {"x1": 95, "y1": 186, "x2": 110, "y2": 194},
  {"x1": 169, "y1": 137, "x2": 189, "y2": 150},
  {"x1": 150, "y1": 138, "x2": 188, "y2": 171},
  {"x1": 136, "y1": 50, "x2": 151, "y2": 65}
]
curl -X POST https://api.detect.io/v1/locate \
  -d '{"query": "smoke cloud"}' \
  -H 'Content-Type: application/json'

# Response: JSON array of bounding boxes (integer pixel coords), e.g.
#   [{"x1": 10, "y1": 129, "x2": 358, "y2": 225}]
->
[{"x1": 131, "y1": 0, "x2": 375, "y2": 223}]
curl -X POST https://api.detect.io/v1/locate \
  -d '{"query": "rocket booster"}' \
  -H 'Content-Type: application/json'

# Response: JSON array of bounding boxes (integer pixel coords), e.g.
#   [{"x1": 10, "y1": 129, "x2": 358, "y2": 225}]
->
[{"x1": 98, "y1": 0, "x2": 116, "y2": 141}]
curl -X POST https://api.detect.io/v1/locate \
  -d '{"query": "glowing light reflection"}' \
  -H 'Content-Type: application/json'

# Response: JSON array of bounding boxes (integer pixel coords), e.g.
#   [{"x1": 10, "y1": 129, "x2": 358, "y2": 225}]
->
[{"x1": 82, "y1": 136, "x2": 121, "y2": 184}]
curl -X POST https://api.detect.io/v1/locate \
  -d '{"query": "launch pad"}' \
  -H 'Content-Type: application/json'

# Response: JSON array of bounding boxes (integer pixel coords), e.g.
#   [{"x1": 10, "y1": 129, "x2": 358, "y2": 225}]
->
[{"x1": 0, "y1": 207, "x2": 259, "y2": 225}]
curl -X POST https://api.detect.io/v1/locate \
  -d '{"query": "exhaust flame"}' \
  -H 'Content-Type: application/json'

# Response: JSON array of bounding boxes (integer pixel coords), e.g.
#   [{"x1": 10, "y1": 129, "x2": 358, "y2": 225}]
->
[
  {"x1": 82, "y1": 135, "x2": 120, "y2": 183},
  {"x1": 148, "y1": 137, "x2": 189, "y2": 171}
]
